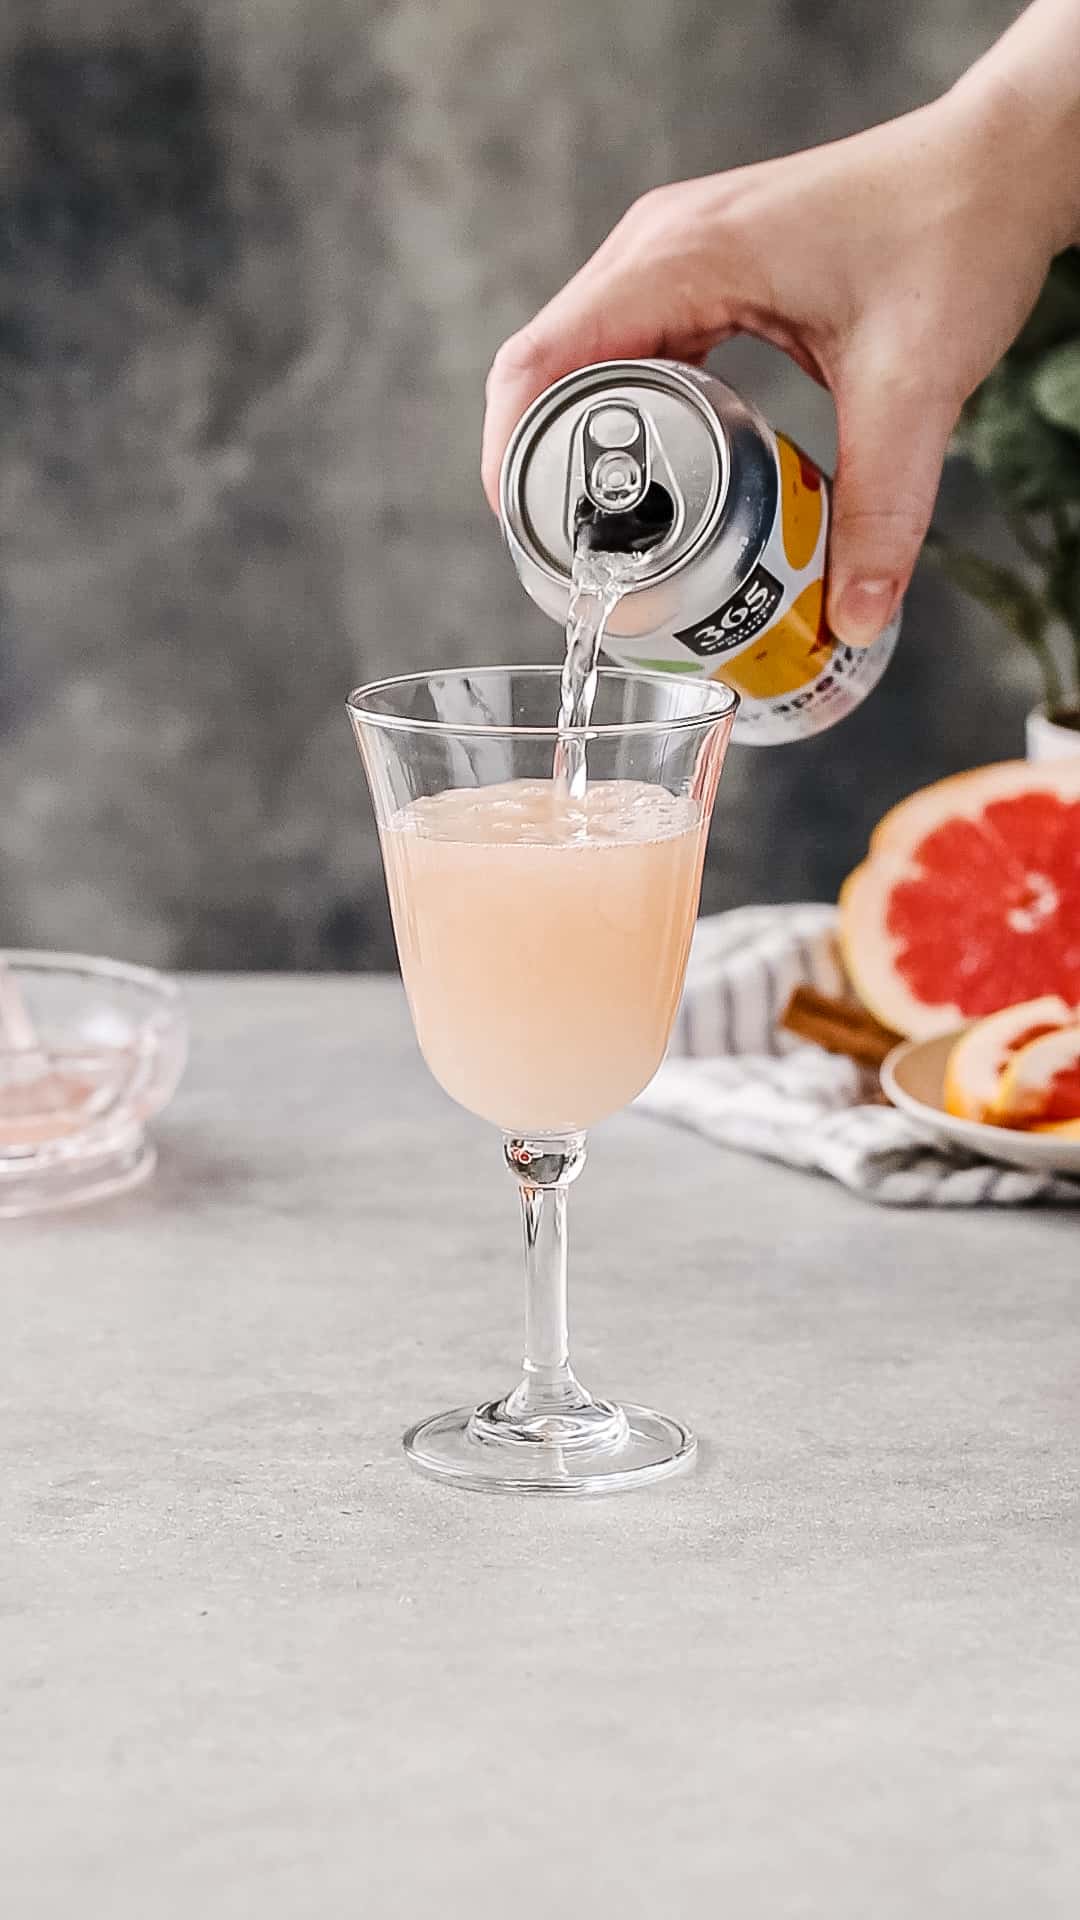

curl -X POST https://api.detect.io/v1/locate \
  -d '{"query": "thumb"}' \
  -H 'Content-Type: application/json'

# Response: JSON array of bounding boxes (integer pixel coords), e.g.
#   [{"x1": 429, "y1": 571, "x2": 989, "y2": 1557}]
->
[{"x1": 827, "y1": 373, "x2": 957, "y2": 647}]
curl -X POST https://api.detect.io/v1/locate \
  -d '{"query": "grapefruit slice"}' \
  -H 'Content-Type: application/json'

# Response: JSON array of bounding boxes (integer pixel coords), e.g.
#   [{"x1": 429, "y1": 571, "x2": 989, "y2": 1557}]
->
[
  {"x1": 989, "y1": 1023, "x2": 1080, "y2": 1126},
  {"x1": 942, "y1": 996, "x2": 1074, "y2": 1120},
  {"x1": 841, "y1": 760, "x2": 1080, "y2": 1036}
]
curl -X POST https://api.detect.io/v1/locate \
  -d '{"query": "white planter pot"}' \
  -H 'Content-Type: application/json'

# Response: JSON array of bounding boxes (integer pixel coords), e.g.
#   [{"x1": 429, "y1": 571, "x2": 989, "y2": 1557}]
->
[{"x1": 1026, "y1": 705, "x2": 1080, "y2": 762}]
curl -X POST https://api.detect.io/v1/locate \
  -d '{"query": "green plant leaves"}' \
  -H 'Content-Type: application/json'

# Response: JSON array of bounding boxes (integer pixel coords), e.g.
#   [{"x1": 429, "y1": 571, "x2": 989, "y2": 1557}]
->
[
  {"x1": 1048, "y1": 530, "x2": 1080, "y2": 628},
  {"x1": 923, "y1": 534, "x2": 1064, "y2": 710},
  {"x1": 1031, "y1": 340, "x2": 1080, "y2": 437},
  {"x1": 937, "y1": 250, "x2": 1080, "y2": 702},
  {"x1": 953, "y1": 252, "x2": 1080, "y2": 490},
  {"x1": 924, "y1": 537, "x2": 1046, "y2": 644},
  {"x1": 1045, "y1": 535, "x2": 1080, "y2": 696},
  {"x1": 964, "y1": 366, "x2": 1080, "y2": 507}
]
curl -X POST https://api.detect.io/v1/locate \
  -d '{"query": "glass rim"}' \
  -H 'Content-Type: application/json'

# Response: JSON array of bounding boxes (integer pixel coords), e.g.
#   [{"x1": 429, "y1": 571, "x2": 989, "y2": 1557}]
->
[
  {"x1": 346, "y1": 663, "x2": 739, "y2": 740},
  {"x1": 0, "y1": 949, "x2": 183, "y2": 1002}
]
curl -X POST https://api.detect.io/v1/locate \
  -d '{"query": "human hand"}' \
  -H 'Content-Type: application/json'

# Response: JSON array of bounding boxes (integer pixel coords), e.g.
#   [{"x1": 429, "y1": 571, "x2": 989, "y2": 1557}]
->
[{"x1": 481, "y1": 91, "x2": 1061, "y2": 646}]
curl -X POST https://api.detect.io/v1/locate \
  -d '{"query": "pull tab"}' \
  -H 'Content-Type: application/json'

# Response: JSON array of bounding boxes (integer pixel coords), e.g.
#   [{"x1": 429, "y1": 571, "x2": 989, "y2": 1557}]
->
[{"x1": 581, "y1": 404, "x2": 650, "y2": 513}]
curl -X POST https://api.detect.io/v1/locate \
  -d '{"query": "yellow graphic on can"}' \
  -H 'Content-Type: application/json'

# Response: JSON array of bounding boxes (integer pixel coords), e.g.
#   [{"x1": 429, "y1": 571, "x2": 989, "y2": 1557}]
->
[
  {"x1": 590, "y1": 418, "x2": 897, "y2": 741},
  {"x1": 712, "y1": 580, "x2": 833, "y2": 699},
  {"x1": 777, "y1": 433, "x2": 825, "y2": 570}
]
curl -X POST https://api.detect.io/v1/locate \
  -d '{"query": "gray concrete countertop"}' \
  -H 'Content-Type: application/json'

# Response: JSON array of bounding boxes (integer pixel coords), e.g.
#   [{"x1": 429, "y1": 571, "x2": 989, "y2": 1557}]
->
[{"x1": 4, "y1": 977, "x2": 1079, "y2": 1918}]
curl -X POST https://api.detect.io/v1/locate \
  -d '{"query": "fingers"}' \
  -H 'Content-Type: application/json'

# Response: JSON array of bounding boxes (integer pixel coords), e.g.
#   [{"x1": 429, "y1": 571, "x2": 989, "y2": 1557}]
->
[
  {"x1": 828, "y1": 369, "x2": 959, "y2": 647},
  {"x1": 481, "y1": 323, "x2": 598, "y2": 514},
  {"x1": 482, "y1": 306, "x2": 674, "y2": 513},
  {"x1": 480, "y1": 186, "x2": 735, "y2": 510}
]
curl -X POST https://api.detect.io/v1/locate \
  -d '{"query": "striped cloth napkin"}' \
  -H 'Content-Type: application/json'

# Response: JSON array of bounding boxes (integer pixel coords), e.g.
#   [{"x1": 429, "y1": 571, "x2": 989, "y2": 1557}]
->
[{"x1": 636, "y1": 905, "x2": 1080, "y2": 1207}]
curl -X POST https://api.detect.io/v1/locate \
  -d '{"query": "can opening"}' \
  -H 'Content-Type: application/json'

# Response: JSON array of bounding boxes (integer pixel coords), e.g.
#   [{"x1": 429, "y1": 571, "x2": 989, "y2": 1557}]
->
[{"x1": 575, "y1": 481, "x2": 676, "y2": 556}]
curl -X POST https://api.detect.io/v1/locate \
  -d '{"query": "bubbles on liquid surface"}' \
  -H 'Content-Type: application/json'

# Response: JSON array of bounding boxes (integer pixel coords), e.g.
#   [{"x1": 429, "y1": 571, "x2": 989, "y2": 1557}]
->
[{"x1": 389, "y1": 780, "x2": 699, "y2": 847}]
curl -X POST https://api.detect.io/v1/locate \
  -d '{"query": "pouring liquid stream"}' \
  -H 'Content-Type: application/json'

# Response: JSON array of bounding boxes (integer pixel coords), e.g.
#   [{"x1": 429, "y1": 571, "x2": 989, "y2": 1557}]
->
[{"x1": 552, "y1": 537, "x2": 637, "y2": 803}]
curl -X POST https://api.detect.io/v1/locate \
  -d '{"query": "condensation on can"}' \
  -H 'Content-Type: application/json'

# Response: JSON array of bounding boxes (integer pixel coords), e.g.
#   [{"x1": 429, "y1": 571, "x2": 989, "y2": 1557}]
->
[{"x1": 499, "y1": 358, "x2": 901, "y2": 746}]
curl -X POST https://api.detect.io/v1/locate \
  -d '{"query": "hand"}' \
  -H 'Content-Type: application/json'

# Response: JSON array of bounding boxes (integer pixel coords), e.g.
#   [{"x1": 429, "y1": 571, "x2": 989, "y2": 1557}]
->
[{"x1": 481, "y1": 91, "x2": 1060, "y2": 647}]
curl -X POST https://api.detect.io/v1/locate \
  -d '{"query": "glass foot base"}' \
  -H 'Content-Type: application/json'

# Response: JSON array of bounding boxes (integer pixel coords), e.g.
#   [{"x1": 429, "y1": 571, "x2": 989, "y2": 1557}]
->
[
  {"x1": 0, "y1": 1134, "x2": 155, "y2": 1218},
  {"x1": 403, "y1": 1401, "x2": 697, "y2": 1495}
]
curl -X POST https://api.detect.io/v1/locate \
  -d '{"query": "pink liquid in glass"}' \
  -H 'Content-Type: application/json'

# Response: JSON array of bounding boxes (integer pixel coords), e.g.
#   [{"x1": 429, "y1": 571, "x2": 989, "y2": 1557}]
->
[{"x1": 380, "y1": 778, "x2": 706, "y2": 1133}]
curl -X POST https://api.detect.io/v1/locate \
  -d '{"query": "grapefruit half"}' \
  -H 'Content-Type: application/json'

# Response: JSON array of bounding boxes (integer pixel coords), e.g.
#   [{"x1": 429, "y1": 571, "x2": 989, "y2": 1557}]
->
[{"x1": 840, "y1": 760, "x2": 1080, "y2": 1037}]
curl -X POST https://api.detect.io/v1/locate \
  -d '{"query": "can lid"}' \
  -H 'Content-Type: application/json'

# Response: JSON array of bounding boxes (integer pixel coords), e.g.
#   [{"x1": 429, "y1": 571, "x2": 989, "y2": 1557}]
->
[{"x1": 500, "y1": 360, "x2": 727, "y2": 587}]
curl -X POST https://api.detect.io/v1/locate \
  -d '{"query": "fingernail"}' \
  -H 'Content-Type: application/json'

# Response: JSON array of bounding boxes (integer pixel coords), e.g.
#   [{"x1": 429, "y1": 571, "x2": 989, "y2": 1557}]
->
[{"x1": 830, "y1": 577, "x2": 898, "y2": 649}]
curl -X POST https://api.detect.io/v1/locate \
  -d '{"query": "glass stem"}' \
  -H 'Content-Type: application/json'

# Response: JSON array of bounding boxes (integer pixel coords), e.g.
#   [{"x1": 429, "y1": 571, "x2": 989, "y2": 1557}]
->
[
  {"x1": 468, "y1": 1132, "x2": 627, "y2": 1454},
  {"x1": 502, "y1": 1133, "x2": 593, "y2": 1420}
]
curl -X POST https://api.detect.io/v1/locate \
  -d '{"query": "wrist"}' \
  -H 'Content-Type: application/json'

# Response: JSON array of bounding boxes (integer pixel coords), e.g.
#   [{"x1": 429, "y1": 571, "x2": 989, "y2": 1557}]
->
[{"x1": 945, "y1": 57, "x2": 1080, "y2": 256}]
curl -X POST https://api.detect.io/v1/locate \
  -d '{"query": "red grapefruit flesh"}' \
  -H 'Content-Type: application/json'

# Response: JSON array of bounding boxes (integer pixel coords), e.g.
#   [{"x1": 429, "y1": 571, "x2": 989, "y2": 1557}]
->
[
  {"x1": 840, "y1": 761, "x2": 1080, "y2": 1037},
  {"x1": 942, "y1": 996, "x2": 1074, "y2": 1120},
  {"x1": 990, "y1": 1024, "x2": 1080, "y2": 1126}
]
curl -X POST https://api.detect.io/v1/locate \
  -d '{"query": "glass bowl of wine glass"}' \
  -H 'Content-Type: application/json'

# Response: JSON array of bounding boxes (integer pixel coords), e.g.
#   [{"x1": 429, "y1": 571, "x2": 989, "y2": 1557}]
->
[{"x1": 347, "y1": 664, "x2": 737, "y2": 1494}]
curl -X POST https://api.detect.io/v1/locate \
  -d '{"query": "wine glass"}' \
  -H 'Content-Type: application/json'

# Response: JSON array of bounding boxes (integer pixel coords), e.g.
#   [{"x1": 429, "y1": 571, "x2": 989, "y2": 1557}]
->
[{"x1": 347, "y1": 665, "x2": 736, "y2": 1493}]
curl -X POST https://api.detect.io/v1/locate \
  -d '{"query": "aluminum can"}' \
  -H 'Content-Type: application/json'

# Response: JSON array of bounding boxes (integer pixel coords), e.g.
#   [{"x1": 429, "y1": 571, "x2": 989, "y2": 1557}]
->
[{"x1": 499, "y1": 358, "x2": 900, "y2": 745}]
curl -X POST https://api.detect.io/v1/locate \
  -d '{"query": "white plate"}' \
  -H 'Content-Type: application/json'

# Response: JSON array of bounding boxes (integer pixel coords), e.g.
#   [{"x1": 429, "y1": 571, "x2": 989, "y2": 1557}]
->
[{"x1": 882, "y1": 1032, "x2": 1080, "y2": 1177}]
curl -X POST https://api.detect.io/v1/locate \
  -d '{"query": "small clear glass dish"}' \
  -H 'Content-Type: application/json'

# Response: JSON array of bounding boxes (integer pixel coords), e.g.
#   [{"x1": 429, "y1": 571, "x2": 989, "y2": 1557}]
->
[{"x1": 0, "y1": 952, "x2": 188, "y2": 1217}]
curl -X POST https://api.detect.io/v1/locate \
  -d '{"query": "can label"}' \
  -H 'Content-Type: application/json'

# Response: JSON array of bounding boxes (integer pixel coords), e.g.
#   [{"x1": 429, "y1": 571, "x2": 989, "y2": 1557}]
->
[
  {"x1": 605, "y1": 429, "x2": 898, "y2": 744},
  {"x1": 716, "y1": 433, "x2": 831, "y2": 701},
  {"x1": 673, "y1": 563, "x2": 784, "y2": 655}
]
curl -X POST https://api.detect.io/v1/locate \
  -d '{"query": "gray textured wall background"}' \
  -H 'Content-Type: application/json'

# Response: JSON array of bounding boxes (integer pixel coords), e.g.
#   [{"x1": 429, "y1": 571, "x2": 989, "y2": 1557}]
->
[{"x1": 0, "y1": 0, "x2": 1029, "y2": 969}]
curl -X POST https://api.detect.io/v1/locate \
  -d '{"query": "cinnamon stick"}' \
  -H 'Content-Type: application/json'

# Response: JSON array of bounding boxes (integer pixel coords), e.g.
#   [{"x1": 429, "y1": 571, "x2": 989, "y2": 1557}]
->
[{"x1": 780, "y1": 985, "x2": 900, "y2": 1069}]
